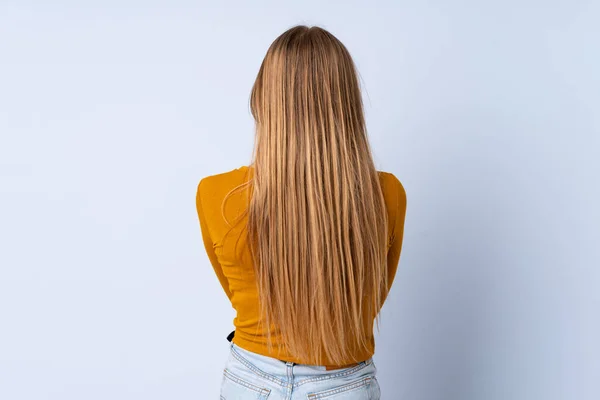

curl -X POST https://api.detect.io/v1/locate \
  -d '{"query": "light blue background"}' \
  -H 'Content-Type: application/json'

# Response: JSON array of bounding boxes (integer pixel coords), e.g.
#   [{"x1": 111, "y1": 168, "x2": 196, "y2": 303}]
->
[{"x1": 1, "y1": 1, "x2": 598, "y2": 399}]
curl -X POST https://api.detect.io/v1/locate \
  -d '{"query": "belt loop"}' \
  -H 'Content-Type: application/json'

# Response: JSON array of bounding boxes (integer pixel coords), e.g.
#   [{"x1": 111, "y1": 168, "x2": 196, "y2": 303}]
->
[{"x1": 286, "y1": 361, "x2": 294, "y2": 393}]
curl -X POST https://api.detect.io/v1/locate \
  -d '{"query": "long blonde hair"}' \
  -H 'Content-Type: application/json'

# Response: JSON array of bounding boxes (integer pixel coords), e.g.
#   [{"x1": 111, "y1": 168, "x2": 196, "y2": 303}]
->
[{"x1": 227, "y1": 25, "x2": 389, "y2": 366}]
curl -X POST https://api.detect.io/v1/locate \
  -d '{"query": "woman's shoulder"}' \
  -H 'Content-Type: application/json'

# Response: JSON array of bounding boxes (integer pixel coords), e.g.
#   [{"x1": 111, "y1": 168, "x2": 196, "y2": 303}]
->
[
  {"x1": 377, "y1": 170, "x2": 406, "y2": 200},
  {"x1": 197, "y1": 165, "x2": 250, "y2": 200}
]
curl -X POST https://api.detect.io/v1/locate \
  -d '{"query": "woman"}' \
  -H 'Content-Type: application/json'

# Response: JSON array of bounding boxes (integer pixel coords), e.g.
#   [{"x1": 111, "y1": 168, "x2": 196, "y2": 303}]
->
[{"x1": 196, "y1": 25, "x2": 407, "y2": 399}]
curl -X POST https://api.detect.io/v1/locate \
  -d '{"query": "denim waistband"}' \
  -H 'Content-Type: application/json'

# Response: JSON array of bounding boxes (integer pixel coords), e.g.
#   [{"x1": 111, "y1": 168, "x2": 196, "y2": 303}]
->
[{"x1": 228, "y1": 342, "x2": 374, "y2": 388}]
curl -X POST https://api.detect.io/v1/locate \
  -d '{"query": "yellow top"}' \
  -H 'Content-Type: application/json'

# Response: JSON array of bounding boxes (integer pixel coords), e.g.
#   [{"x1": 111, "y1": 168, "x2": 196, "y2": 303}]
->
[{"x1": 196, "y1": 165, "x2": 407, "y2": 368}]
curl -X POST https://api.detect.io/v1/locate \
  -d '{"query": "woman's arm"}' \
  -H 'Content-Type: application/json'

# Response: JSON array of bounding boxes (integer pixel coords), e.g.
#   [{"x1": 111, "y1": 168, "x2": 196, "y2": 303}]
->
[
  {"x1": 196, "y1": 179, "x2": 233, "y2": 300},
  {"x1": 385, "y1": 176, "x2": 407, "y2": 301}
]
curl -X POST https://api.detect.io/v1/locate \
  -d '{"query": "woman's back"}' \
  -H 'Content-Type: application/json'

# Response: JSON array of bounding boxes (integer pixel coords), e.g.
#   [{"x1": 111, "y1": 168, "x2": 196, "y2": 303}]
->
[{"x1": 196, "y1": 164, "x2": 406, "y2": 368}]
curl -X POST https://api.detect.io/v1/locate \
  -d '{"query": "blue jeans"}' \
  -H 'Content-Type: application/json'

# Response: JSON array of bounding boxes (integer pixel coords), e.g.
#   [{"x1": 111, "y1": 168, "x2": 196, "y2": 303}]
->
[{"x1": 220, "y1": 342, "x2": 381, "y2": 399}]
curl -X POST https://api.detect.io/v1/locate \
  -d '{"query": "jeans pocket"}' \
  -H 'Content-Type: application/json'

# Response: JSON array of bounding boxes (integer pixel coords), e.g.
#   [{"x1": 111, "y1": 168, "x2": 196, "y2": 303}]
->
[
  {"x1": 220, "y1": 368, "x2": 271, "y2": 399},
  {"x1": 306, "y1": 375, "x2": 376, "y2": 399}
]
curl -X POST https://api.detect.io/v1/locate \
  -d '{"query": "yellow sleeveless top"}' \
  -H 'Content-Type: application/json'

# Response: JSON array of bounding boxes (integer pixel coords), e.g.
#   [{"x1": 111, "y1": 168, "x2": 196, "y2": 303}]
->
[{"x1": 195, "y1": 165, "x2": 407, "y2": 368}]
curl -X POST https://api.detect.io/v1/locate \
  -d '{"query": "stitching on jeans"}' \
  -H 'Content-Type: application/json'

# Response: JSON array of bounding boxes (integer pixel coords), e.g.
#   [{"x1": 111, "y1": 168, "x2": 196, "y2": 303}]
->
[
  {"x1": 306, "y1": 376, "x2": 372, "y2": 399},
  {"x1": 294, "y1": 359, "x2": 372, "y2": 388},
  {"x1": 230, "y1": 344, "x2": 374, "y2": 390},
  {"x1": 223, "y1": 368, "x2": 271, "y2": 395},
  {"x1": 370, "y1": 376, "x2": 381, "y2": 399},
  {"x1": 230, "y1": 345, "x2": 287, "y2": 387}
]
